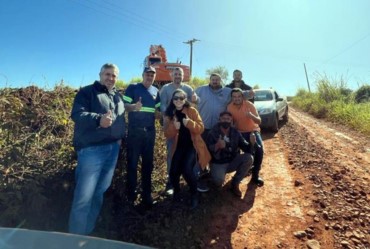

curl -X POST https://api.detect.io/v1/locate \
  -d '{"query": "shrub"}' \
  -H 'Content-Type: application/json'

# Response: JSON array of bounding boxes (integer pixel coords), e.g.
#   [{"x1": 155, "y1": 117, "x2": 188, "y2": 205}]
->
[
  {"x1": 354, "y1": 84, "x2": 370, "y2": 103},
  {"x1": 190, "y1": 76, "x2": 207, "y2": 89},
  {"x1": 327, "y1": 101, "x2": 370, "y2": 134},
  {"x1": 315, "y1": 75, "x2": 350, "y2": 103},
  {"x1": 291, "y1": 81, "x2": 370, "y2": 135}
]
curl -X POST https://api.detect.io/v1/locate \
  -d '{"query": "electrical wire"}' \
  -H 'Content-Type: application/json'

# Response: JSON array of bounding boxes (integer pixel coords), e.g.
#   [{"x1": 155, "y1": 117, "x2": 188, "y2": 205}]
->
[
  {"x1": 321, "y1": 32, "x2": 370, "y2": 65},
  {"x1": 69, "y1": 0, "x2": 187, "y2": 42}
]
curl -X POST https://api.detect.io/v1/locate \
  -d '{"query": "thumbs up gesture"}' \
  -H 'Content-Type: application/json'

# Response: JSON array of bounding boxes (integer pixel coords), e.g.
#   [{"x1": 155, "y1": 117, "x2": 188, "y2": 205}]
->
[
  {"x1": 247, "y1": 89, "x2": 255, "y2": 99},
  {"x1": 246, "y1": 108, "x2": 253, "y2": 118},
  {"x1": 182, "y1": 114, "x2": 190, "y2": 127},
  {"x1": 216, "y1": 134, "x2": 226, "y2": 149},
  {"x1": 250, "y1": 132, "x2": 256, "y2": 145},
  {"x1": 100, "y1": 110, "x2": 113, "y2": 128},
  {"x1": 173, "y1": 116, "x2": 181, "y2": 130},
  {"x1": 135, "y1": 97, "x2": 142, "y2": 111},
  {"x1": 191, "y1": 92, "x2": 198, "y2": 103}
]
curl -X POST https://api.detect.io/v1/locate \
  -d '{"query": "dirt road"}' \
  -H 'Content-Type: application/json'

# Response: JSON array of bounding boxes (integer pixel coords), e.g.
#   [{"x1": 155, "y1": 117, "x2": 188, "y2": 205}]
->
[
  {"x1": 195, "y1": 107, "x2": 369, "y2": 249},
  {"x1": 113, "y1": 107, "x2": 369, "y2": 249}
]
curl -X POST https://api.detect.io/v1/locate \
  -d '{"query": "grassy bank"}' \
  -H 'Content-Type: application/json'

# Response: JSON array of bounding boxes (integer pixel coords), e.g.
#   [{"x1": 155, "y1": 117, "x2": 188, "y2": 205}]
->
[{"x1": 291, "y1": 76, "x2": 370, "y2": 136}]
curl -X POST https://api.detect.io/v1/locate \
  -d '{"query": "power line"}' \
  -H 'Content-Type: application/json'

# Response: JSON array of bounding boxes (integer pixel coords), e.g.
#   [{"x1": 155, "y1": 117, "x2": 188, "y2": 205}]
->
[
  {"x1": 70, "y1": 0, "x2": 185, "y2": 42},
  {"x1": 84, "y1": 0, "x2": 175, "y2": 37},
  {"x1": 101, "y1": 0, "x2": 189, "y2": 39},
  {"x1": 322, "y1": 32, "x2": 370, "y2": 65}
]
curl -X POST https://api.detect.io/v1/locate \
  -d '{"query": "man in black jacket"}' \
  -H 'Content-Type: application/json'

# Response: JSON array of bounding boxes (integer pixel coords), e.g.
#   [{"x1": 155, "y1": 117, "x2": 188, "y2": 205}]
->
[
  {"x1": 69, "y1": 63, "x2": 126, "y2": 235},
  {"x1": 207, "y1": 111, "x2": 253, "y2": 197},
  {"x1": 226, "y1": 69, "x2": 255, "y2": 102}
]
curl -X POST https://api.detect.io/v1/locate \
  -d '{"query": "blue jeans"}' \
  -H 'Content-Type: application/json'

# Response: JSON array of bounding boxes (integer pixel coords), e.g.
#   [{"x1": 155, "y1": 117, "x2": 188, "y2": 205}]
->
[
  {"x1": 210, "y1": 153, "x2": 253, "y2": 186},
  {"x1": 126, "y1": 126, "x2": 155, "y2": 203},
  {"x1": 68, "y1": 141, "x2": 120, "y2": 235}
]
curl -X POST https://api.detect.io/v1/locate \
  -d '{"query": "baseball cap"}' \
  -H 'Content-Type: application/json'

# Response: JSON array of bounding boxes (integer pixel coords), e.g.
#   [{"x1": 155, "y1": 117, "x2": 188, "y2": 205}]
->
[{"x1": 143, "y1": 66, "x2": 156, "y2": 73}]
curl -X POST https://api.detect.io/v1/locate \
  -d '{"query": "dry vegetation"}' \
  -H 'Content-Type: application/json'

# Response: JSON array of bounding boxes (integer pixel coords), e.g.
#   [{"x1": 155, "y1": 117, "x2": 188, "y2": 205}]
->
[{"x1": 0, "y1": 85, "x2": 175, "y2": 245}]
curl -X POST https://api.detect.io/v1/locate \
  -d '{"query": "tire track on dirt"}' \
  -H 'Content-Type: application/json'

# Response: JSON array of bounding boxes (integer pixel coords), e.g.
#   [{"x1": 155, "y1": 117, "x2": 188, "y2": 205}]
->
[
  {"x1": 203, "y1": 132, "x2": 312, "y2": 249},
  {"x1": 289, "y1": 108, "x2": 370, "y2": 178},
  {"x1": 235, "y1": 132, "x2": 308, "y2": 248},
  {"x1": 279, "y1": 107, "x2": 369, "y2": 249}
]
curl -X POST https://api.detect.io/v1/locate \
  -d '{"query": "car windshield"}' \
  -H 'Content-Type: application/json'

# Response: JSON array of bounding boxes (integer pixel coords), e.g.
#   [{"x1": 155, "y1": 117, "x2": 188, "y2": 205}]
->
[{"x1": 254, "y1": 90, "x2": 273, "y2": 101}]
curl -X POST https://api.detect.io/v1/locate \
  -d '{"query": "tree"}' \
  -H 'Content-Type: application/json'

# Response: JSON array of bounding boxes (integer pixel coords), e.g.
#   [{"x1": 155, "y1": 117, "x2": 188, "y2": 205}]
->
[
  {"x1": 115, "y1": 80, "x2": 126, "y2": 90},
  {"x1": 190, "y1": 76, "x2": 207, "y2": 89},
  {"x1": 354, "y1": 84, "x2": 370, "y2": 103},
  {"x1": 129, "y1": 77, "x2": 143, "y2": 84},
  {"x1": 205, "y1": 66, "x2": 229, "y2": 84}
]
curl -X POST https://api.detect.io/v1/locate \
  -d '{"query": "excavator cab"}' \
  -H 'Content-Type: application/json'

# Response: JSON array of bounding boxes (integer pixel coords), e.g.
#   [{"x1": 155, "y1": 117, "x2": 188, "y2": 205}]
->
[
  {"x1": 148, "y1": 56, "x2": 161, "y2": 65},
  {"x1": 144, "y1": 44, "x2": 191, "y2": 88}
]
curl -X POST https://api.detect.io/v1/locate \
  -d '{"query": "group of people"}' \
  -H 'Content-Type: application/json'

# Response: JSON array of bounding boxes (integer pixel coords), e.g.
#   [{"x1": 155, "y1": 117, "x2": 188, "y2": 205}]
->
[{"x1": 68, "y1": 63, "x2": 265, "y2": 235}]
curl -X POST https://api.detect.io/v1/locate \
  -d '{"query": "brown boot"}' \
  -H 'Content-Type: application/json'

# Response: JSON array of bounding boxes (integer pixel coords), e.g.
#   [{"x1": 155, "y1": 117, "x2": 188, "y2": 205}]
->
[{"x1": 231, "y1": 183, "x2": 242, "y2": 197}]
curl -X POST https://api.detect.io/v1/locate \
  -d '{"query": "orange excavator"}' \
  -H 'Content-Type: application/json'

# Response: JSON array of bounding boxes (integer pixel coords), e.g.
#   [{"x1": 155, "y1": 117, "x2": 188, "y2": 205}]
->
[{"x1": 144, "y1": 45, "x2": 190, "y2": 87}]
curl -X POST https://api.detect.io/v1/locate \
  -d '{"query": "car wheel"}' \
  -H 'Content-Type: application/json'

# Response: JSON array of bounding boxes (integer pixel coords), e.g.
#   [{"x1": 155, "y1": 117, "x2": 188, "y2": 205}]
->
[
  {"x1": 271, "y1": 114, "x2": 279, "y2": 132},
  {"x1": 283, "y1": 107, "x2": 289, "y2": 122}
]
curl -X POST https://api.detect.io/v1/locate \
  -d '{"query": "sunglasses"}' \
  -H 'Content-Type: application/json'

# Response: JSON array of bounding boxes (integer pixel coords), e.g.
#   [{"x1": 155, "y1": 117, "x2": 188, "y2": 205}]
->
[{"x1": 173, "y1": 96, "x2": 185, "y2": 101}]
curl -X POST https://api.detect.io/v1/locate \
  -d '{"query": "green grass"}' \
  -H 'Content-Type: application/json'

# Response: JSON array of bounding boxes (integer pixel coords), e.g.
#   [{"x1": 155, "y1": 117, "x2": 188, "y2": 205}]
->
[
  {"x1": 328, "y1": 101, "x2": 370, "y2": 135},
  {"x1": 292, "y1": 79, "x2": 370, "y2": 136}
]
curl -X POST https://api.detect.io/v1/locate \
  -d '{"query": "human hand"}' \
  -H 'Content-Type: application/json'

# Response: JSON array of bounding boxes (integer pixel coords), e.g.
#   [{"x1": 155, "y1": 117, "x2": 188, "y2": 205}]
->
[
  {"x1": 182, "y1": 115, "x2": 190, "y2": 126},
  {"x1": 248, "y1": 89, "x2": 255, "y2": 98},
  {"x1": 216, "y1": 135, "x2": 226, "y2": 149},
  {"x1": 100, "y1": 110, "x2": 113, "y2": 128},
  {"x1": 250, "y1": 132, "x2": 256, "y2": 145},
  {"x1": 246, "y1": 108, "x2": 254, "y2": 118},
  {"x1": 174, "y1": 117, "x2": 181, "y2": 130},
  {"x1": 191, "y1": 92, "x2": 197, "y2": 103},
  {"x1": 135, "y1": 97, "x2": 142, "y2": 111}
]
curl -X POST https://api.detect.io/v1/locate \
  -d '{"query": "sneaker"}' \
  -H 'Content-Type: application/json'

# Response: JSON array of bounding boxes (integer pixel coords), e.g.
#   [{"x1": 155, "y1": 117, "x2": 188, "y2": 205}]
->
[
  {"x1": 141, "y1": 199, "x2": 157, "y2": 210},
  {"x1": 165, "y1": 181, "x2": 174, "y2": 196},
  {"x1": 252, "y1": 177, "x2": 264, "y2": 187},
  {"x1": 197, "y1": 181, "x2": 210, "y2": 192},
  {"x1": 166, "y1": 188, "x2": 174, "y2": 195}
]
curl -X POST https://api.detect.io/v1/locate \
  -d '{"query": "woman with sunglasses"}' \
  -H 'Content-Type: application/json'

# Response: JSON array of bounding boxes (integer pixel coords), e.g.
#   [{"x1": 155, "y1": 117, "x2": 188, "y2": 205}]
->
[{"x1": 163, "y1": 89, "x2": 210, "y2": 209}]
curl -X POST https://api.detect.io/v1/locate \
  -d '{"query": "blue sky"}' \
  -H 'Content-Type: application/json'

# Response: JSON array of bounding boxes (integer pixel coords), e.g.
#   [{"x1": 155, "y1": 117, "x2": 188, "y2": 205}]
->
[{"x1": 1, "y1": 0, "x2": 369, "y2": 96}]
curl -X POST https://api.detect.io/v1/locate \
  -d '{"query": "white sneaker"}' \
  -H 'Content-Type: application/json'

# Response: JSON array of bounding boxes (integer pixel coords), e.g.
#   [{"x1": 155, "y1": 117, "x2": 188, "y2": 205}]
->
[{"x1": 166, "y1": 188, "x2": 174, "y2": 195}]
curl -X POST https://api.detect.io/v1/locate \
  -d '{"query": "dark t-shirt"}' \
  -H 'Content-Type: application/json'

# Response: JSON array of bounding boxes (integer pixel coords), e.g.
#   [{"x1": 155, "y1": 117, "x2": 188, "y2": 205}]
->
[
  {"x1": 225, "y1": 80, "x2": 254, "y2": 103},
  {"x1": 175, "y1": 110, "x2": 193, "y2": 149}
]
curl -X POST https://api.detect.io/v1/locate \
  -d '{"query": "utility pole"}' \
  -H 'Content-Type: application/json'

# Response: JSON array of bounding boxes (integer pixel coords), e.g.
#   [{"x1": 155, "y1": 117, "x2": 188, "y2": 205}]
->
[
  {"x1": 303, "y1": 63, "x2": 311, "y2": 92},
  {"x1": 183, "y1": 38, "x2": 200, "y2": 80}
]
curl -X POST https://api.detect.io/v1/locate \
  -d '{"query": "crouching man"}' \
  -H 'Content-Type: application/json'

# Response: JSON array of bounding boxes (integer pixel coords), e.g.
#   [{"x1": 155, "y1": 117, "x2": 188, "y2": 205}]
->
[{"x1": 206, "y1": 111, "x2": 253, "y2": 197}]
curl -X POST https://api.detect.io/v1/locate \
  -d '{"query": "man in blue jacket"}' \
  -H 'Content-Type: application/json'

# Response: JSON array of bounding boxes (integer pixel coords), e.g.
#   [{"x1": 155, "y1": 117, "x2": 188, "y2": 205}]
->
[{"x1": 69, "y1": 63, "x2": 126, "y2": 235}]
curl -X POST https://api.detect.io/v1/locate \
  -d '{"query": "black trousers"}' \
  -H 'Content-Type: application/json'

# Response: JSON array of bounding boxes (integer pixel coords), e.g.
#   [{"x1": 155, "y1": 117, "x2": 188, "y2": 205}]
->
[
  {"x1": 170, "y1": 146, "x2": 197, "y2": 195},
  {"x1": 126, "y1": 126, "x2": 155, "y2": 202}
]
